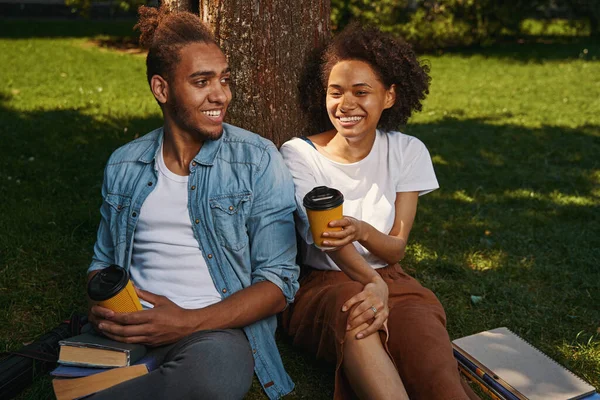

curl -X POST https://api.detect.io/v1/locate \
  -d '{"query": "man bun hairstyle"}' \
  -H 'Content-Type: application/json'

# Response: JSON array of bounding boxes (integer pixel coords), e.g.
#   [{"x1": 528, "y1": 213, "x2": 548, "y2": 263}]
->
[
  {"x1": 322, "y1": 23, "x2": 431, "y2": 132},
  {"x1": 135, "y1": 4, "x2": 217, "y2": 85}
]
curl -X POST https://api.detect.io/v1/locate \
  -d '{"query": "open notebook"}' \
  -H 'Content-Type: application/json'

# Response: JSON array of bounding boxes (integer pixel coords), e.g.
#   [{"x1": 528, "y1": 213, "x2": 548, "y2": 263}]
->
[{"x1": 453, "y1": 327, "x2": 597, "y2": 400}]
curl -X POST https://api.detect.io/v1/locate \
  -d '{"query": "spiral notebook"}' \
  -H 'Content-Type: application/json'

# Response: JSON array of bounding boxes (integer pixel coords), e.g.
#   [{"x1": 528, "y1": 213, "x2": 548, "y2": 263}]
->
[{"x1": 453, "y1": 327, "x2": 597, "y2": 400}]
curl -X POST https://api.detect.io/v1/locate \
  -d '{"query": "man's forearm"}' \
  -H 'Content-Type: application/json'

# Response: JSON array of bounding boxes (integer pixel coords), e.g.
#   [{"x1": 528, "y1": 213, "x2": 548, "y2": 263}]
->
[{"x1": 188, "y1": 280, "x2": 287, "y2": 332}]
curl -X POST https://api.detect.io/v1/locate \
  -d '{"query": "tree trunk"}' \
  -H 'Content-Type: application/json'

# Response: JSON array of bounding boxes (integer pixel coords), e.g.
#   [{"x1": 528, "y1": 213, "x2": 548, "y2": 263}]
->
[
  {"x1": 199, "y1": 0, "x2": 331, "y2": 146},
  {"x1": 162, "y1": 0, "x2": 196, "y2": 13}
]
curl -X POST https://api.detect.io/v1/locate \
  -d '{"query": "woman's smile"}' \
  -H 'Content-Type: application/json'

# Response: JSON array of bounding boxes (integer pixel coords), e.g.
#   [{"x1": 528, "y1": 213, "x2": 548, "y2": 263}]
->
[{"x1": 326, "y1": 60, "x2": 395, "y2": 141}]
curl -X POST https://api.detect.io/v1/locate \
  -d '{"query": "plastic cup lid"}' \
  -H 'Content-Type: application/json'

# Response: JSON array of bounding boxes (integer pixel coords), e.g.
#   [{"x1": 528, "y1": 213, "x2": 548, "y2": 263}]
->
[
  {"x1": 87, "y1": 264, "x2": 130, "y2": 301},
  {"x1": 303, "y1": 186, "x2": 344, "y2": 210}
]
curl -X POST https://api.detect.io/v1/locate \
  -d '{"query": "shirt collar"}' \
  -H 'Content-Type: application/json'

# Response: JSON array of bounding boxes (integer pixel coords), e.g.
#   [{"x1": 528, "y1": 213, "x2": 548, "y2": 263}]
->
[{"x1": 138, "y1": 124, "x2": 227, "y2": 167}]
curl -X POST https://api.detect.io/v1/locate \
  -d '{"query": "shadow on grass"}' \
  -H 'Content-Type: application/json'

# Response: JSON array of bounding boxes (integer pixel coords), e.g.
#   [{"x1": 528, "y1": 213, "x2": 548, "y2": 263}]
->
[
  {"x1": 1, "y1": 103, "x2": 599, "y2": 397},
  {"x1": 403, "y1": 117, "x2": 599, "y2": 383},
  {"x1": 0, "y1": 100, "x2": 162, "y2": 342}
]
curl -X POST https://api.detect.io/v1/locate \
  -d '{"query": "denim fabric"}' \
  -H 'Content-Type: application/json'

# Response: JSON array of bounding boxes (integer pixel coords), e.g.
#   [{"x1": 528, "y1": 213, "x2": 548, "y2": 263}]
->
[
  {"x1": 91, "y1": 329, "x2": 255, "y2": 400},
  {"x1": 88, "y1": 124, "x2": 299, "y2": 399}
]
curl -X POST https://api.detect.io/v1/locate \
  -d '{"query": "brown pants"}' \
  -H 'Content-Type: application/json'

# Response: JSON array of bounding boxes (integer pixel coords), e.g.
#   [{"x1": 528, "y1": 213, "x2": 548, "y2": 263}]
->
[{"x1": 282, "y1": 264, "x2": 479, "y2": 400}]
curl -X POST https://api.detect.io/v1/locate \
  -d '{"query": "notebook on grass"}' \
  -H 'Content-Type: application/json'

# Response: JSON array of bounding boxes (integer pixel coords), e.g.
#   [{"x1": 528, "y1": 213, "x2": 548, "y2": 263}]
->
[{"x1": 453, "y1": 327, "x2": 597, "y2": 400}]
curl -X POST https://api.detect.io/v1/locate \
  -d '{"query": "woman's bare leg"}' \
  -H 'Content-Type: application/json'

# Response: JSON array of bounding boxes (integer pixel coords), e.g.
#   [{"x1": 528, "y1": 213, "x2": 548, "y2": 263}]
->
[{"x1": 342, "y1": 323, "x2": 409, "y2": 400}]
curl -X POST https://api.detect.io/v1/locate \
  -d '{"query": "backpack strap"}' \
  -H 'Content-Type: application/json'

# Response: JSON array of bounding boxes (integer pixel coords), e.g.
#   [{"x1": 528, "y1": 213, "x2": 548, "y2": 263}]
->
[
  {"x1": 299, "y1": 136, "x2": 317, "y2": 150},
  {"x1": 0, "y1": 312, "x2": 87, "y2": 363}
]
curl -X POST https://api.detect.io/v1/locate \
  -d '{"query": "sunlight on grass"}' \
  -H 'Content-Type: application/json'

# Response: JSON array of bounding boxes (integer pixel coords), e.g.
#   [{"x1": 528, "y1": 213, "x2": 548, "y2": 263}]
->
[
  {"x1": 452, "y1": 190, "x2": 475, "y2": 203},
  {"x1": 549, "y1": 191, "x2": 598, "y2": 207},
  {"x1": 503, "y1": 189, "x2": 598, "y2": 206},
  {"x1": 465, "y1": 250, "x2": 506, "y2": 271},
  {"x1": 431, "y1": 154, "x2": 449, "y2": 165},
  {"x1": 407, "y1": 242, "x2": 439, "y2": 263},
  {"x1": 557, "y1": 333, "x2": 600, "y2": 385}
]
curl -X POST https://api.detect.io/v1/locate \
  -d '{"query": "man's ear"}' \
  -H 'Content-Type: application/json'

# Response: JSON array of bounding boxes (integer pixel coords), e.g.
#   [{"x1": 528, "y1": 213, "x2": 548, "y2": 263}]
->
[
  {"x1": 150, "y1": 75, "x2": 169, "y2": 105},
  {"x1": 384, "y1": 84, "x2": 396, "y2": 109}
]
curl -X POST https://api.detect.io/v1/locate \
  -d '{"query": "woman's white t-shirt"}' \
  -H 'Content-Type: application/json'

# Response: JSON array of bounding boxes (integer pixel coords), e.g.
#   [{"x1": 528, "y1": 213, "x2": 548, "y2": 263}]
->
[{"x1": 280, "y1": 130, "x2": 439, "y2": 271}]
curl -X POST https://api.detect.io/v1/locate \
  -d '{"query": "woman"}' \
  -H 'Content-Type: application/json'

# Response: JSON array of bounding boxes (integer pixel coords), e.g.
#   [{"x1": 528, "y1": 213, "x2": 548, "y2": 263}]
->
[{"x1": 280, "y1": 24, "x2": 479, "y2": 400}]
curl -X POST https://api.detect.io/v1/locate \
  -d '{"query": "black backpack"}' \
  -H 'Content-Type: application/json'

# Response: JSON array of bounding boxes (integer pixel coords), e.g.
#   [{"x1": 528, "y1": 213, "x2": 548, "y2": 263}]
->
[{"x1": 0, "y1": 313, "x2": 86, "y2": 399}]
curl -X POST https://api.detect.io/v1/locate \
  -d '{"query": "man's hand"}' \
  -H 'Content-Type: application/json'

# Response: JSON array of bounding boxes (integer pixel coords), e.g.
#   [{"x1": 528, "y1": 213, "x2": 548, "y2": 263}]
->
[
  {"x1": 342, "y1": 276, "x2": 389, "y2": 340},
  {"x1": 322, "y1": 216, "x2": 368, "y2": 248},
  {"x1": 92, "y1": 287, "x2": 196, "y2": 347}
]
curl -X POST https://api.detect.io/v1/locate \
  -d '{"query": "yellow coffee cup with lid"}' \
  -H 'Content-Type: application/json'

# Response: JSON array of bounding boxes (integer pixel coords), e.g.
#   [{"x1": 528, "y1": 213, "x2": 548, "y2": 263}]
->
[
  {"x1": 87, "y1": 265, "x2": 143, "y2": 313},
  {"x1": 303, "y1": 186, "x2": 344, "y2": 250}
]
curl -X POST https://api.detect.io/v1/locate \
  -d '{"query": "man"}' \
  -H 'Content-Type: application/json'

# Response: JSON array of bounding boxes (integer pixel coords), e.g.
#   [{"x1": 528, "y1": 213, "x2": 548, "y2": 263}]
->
[{"x1": 87, "y1": 5, "x2": 299, "y2": 399}]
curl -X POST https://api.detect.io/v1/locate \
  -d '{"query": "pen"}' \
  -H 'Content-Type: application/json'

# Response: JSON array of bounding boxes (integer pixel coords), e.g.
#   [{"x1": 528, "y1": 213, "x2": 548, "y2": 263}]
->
[{"x1": 453, "y1": 348, "x2": 521, "y2": 400}]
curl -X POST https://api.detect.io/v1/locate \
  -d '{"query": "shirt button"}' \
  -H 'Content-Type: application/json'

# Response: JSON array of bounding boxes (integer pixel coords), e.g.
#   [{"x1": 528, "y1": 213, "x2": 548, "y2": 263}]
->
[
  {"x1": 253, "y1": 349, "x2": 257, "y2": 354},
  {"x1": 117, "y1": 205, "x2": 122, "y2": 210},
  {"x1": 283, "y1": 277, "x2": 289, "y2": 282},
  {"x1": 222, "y1": 288, "x2": 227, "y2": 293},
  {"x1": 195, "y1": 219, "x2": 199, "y2": 224},
  {"x1": 228, "y1": 206, "x2": 234, "y2": 211},
  {"x1": 147, "y1": 182, "x2": 153, "y2": 186},
  {"x1": 132, "y1": 212, "x2": 137, "y2": 217},
  {"x1": 191, "y1": 185, "x2": 196, "y2": 190},
  {"x1": 207, "y1": 254, "x2": 213, "y2": 259},
  {"x1": 192, "y1": 161, "x2": 197, "y2": 166}
]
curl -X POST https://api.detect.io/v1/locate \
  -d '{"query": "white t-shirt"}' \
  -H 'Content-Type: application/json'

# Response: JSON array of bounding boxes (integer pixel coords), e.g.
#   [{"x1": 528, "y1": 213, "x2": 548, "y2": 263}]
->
[
  {"x1": 280, "y1": 130, "x2": 439, "y2": 271},
  {"x1": 130, "y1": 145, "x2": 222, "y2": 309}
]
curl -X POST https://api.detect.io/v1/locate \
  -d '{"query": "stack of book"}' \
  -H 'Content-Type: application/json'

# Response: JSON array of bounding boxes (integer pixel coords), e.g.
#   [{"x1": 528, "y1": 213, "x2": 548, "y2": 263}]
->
[
  {"x1": 51, "y1": 331, "x2": 158, "y2": 400},
  {"x1": 453, "y1": 327, "x2": 599, "y2": 400}
]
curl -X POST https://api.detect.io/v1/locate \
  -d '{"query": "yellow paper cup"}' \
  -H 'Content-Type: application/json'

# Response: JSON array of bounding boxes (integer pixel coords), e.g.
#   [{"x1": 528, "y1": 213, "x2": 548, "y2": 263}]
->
[
  {"x1": 303, "y1": 186, "x2": 344, "y2": 250},
  {"x1": 88, "y1": 265, "x2": 143, "y2": 313}
]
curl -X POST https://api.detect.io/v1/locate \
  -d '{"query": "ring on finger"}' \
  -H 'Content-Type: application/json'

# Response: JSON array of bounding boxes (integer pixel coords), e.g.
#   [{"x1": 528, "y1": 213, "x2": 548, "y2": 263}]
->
[{"x1": 370, "y1": 306, "x2": 377, "y2": 316}]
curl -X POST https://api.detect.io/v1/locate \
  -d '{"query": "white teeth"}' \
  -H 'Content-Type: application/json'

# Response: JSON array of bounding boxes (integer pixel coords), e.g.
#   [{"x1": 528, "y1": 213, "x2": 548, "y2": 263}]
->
[
  {"x1": 202, "y1": 110, "x2": 221, "y2": 117},
  {"x1": 339, "y1": 116, "x2": 363, "y2": 122}
]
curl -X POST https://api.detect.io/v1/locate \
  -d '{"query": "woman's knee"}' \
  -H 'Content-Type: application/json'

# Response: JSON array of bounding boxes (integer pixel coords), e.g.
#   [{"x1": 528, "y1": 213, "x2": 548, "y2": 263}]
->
[{"x1": 343, "y1": 322, "x2": 380, "y2": 352}]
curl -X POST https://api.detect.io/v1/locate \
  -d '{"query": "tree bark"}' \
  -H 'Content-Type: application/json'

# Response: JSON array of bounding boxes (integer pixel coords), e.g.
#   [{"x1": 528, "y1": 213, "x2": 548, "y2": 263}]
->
[
  {"x1": 199, "y1": 0, "x2": 331, "y2": 146},
  {"x1": 162, "y1": 0, "x2": 195, "y2": 13}
]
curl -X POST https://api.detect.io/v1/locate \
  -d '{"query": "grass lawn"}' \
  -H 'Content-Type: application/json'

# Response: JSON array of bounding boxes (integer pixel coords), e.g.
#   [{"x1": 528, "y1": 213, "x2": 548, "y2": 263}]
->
[{"x1": 1, "y1": 19, "x2": 599, "y2": 399}]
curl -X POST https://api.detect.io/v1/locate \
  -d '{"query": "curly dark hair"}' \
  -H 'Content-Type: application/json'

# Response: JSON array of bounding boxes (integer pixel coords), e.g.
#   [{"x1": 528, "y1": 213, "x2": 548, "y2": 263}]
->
[
  {"x1": 135, "y1": 4, "x2": 216, "y2": 85},
  {"x1": 300, "y1": 23, "x2": 431, "y2": 133}
]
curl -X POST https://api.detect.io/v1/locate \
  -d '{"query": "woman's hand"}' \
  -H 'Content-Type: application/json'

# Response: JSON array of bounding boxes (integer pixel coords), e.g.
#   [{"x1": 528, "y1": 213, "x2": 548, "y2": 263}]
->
[
  {"x1": 322, "y1": 216, "x2": 368, "y2": 248},
  {"x1": 342, "y1": 276, "x2": 389, "y2": 339}
]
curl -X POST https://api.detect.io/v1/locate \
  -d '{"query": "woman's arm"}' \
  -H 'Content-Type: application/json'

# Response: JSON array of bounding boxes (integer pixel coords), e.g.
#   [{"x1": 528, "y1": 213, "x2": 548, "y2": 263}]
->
[{"x1": 323, "y1": 191, "x2": 419, "y2": 265}]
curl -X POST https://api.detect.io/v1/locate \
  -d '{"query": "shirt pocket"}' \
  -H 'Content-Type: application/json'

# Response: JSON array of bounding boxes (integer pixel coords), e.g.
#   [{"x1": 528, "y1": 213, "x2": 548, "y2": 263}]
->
[
  {"x1": 105, "y1": 193, "x2": 132, "y2": 245},
  {"x1": 209, "y1": 192, "x2": 251, "y2": 251}
]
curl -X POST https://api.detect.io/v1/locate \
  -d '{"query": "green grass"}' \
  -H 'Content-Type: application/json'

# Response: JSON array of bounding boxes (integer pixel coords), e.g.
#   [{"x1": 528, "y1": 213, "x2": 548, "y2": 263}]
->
[{"x1": 1, "y1": 19, "x2": 599, "y2": 399}]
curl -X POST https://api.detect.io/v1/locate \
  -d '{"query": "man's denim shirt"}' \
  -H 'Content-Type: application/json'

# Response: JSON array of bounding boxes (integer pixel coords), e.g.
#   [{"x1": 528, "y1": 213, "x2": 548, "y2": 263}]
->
[{"x1": 88, "y1": 124, "x2": 299, "y2": 399}]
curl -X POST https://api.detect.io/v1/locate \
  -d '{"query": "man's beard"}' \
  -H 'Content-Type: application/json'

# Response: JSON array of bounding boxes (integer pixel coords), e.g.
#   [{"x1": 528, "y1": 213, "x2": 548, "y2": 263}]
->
[{"x1": 167, "y1": 94, "x2": 224, "y2": 141}]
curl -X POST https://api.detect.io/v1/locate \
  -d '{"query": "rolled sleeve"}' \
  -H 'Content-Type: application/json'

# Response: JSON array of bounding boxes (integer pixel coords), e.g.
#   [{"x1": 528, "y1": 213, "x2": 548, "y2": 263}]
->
[
  {"x1": 88, "y1": 166, "x2": 115, "y2": 274},
  {"x1": 247, "y1": 145, "x2": 300, "y2": 304}
]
